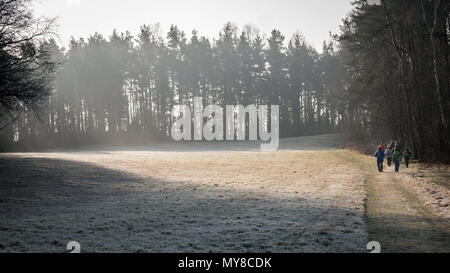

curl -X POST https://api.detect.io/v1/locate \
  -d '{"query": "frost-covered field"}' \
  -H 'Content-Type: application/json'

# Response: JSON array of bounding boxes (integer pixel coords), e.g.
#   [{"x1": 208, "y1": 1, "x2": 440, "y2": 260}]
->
[{"x1": 0, "y1": 135, "x2": 370, "y2": 253}]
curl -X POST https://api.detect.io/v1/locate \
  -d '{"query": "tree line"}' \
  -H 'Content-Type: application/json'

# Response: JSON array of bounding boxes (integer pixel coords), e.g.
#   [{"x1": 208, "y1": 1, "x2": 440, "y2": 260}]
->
[
  {"x1": 1, "y1": 17, "x2": 343, "y2": 149},
  {"x1": 337, "y1": 0, "x2": 450, "y2": 162},
  {"x1": 0, "y1": 0, "x2": 449, "y2": 162}
]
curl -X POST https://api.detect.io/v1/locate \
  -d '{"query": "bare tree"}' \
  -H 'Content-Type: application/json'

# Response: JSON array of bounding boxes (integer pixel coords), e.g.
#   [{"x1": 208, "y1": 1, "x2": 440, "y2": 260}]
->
[
  {"x1": 0, "y1": 0, "x2": 57, "y2": 131},
  {"x1": 420, "y1": 0, "x2": 448, "y2": 132}
]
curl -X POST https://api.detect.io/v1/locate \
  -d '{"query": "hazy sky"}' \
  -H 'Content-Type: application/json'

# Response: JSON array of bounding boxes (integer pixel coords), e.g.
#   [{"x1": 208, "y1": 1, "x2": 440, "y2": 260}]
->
[{"x1": 33, "y1": 0, "x2": 353, "y2": 51}]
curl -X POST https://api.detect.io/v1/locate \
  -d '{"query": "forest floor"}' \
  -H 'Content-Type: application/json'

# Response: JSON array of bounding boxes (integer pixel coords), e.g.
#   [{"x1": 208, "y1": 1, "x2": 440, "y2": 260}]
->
[{"x1": 0, "y1": 135, "x2": 448, "y2": 253}]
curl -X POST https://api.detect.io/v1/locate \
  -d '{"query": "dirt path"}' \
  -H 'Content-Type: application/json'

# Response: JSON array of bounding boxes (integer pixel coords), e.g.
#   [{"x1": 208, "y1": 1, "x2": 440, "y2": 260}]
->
[
  {"x1": 352, "y1": 154, "x2": 450, "y2": 253},
  {"x1": 0, "y1": 135, "x2": 448, "y2": 253}
]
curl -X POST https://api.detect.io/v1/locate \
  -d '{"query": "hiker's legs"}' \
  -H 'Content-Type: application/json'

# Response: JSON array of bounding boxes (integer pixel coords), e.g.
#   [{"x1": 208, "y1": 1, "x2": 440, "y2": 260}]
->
[
  {"x1": 405, "y1": 159, "x2": 409, "y2": 168},
  {"x1": 378, "y1": 161, "x2": 384, "y2": 172},
  {"x1": 395, "y1": 161, "x2": 400, "y2": 172},
  {"x1": 388, "y1": 158, "x2": 392, "y2": 167}
]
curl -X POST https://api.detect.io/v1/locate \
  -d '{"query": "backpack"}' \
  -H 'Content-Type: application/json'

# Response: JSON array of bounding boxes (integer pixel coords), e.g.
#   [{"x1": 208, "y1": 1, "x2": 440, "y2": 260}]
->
[
  {"x1": 386, "y1": 149, "x2": 393, "y2": 157},
  {"x1": 405, "y1": 151, "x2": 410, "y2": 159}
]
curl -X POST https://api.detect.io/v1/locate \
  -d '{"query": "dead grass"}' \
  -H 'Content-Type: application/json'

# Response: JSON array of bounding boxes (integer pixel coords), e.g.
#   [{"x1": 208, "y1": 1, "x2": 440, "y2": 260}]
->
[
  {"x1": 0, "y1": 135, "x2": 448, "y2": 253},
  {"x1": 0, "y1": 137, "x2": 369, "y2": 253},
  {"x1": 414, "y1": 165, "x2": 450, "y2": 190},
  {"x1": 340, "y1": 151, "x2": 450, "y2": 253}
]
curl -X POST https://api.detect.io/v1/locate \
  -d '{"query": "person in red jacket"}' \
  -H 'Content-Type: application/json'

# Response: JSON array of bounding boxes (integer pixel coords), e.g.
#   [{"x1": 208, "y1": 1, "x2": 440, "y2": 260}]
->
[{"x1": 378, "y1": 143, "x2": 386, "y2": 153}]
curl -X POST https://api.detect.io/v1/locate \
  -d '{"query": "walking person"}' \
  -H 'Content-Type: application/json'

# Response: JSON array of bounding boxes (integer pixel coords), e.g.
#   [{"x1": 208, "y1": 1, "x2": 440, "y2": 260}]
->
[
  {"x1": 393, "y1": 148, "x2": 402, "y2": 173},
  {"x1": 374, "y1": 147, "x2": 385, "y2": 173},
  {"x1": 404, "y1": 148, "x2": 411, "y2": 168},
  {"x1": 389, "y1": 140, "x2": 395, "y2": 150},
  {"x1": 385, "y1": 147, "x2": 393, "y2": 167}
]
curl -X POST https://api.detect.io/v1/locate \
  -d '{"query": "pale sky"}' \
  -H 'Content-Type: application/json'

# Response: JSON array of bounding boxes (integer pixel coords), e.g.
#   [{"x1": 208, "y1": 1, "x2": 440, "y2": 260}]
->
[{"x1": 33, "y1": 0, "x2": 353, "y2": 51}]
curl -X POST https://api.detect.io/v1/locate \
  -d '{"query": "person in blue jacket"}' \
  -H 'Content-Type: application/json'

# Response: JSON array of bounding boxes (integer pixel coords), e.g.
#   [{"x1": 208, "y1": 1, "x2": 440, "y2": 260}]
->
[{"x1": 374, "y1": 147, "x2": 385, "y2": 173}]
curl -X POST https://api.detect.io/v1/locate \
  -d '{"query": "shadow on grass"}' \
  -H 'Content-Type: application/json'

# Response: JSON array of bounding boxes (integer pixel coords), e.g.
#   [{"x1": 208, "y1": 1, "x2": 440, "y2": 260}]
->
[
  {"x1": 0, "y1": 155, "x2": 448, "y2": 253},
  {"x1": 368, "y1": 214, "x2": 450, "y2": 253}
]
